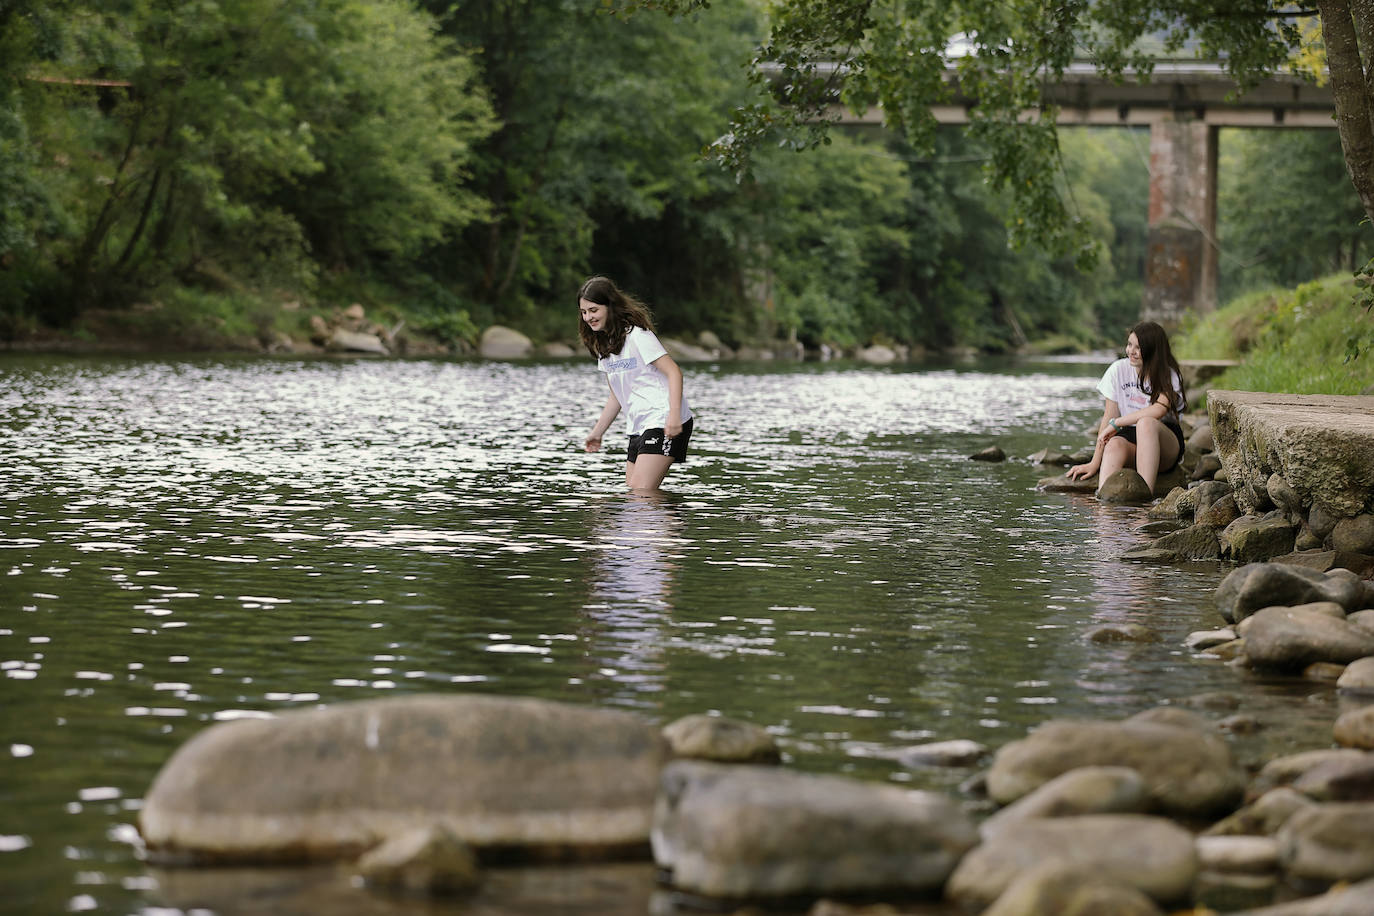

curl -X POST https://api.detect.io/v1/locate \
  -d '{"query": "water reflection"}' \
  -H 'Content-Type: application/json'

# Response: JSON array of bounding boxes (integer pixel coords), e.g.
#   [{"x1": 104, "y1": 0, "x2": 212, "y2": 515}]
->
[{"x1": 577, "y1": 494, "x2": 686, "y2": 706}]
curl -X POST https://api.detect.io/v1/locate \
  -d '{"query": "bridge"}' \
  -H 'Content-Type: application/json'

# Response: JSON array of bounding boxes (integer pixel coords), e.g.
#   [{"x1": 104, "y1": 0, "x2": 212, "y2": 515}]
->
[{"x1": 834, "y1": 61, "x2": 1337, "y2": 326}]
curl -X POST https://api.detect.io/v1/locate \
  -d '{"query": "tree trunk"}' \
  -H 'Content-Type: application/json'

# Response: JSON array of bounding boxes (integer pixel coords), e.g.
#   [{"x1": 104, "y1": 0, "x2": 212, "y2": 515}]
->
[{"x1": 1319, "y1": 0, "x2": 1374, "y2": 222}]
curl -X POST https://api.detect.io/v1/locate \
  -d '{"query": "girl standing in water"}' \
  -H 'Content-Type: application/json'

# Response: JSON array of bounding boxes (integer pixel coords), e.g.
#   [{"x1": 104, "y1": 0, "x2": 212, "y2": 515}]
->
[
  {"x1": 1067, "y1": 320, "x2": 1188, "y2": 495},
  {"x1": 578, "y1": 276, "x2": 694, "y2": 491}
]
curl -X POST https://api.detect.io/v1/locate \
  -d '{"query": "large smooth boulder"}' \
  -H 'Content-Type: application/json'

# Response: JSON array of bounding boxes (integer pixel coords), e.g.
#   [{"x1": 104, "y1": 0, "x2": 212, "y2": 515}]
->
[
  {"x1": 985, "y1": 719, "x2": 1245, "y2": 817},
  {"x1": 1241, "y1": 606, "x2": 1374, "y2": 671},
  {"x1": 1214, "y1": 563, "x2": 1365, "y2": 625},
  {"x1": 478, "y1": 325, "x2": 532, "y2": 359},
  {"x1": 651, "y1": 760, "x2": 977, "y2": 899},
  {"x1": 1277, "y1": 802, "x2": 1374, "y2": 884},
  {"x1": 1098, "y1": 469, "x2": 1153, "y2": 504},
  {"x1": 947, "y1": 814, "x2": 1197, "y2": 908},
  {"x1": 140, "y1": 694, "x2": 668, "y2": 863}
]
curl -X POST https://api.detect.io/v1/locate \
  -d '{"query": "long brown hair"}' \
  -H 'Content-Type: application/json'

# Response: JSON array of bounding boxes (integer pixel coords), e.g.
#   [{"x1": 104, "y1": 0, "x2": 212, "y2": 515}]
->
[
  {"x1": 1131, "y1": 320, "x2": 1187, "y2": 414},
  {"x1": 577, "y1": 276, "x2": 655, "y2": 359}
]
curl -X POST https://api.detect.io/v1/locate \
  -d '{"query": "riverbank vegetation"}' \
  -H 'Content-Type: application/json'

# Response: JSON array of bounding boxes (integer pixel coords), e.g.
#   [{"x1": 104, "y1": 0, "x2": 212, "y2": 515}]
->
[
  {"x1": 1177, "y1": 273, "x2": 1374, "y2": 395},
  {"x1": 0, "y1": 1, "x2": 1368, "y2": 356}
]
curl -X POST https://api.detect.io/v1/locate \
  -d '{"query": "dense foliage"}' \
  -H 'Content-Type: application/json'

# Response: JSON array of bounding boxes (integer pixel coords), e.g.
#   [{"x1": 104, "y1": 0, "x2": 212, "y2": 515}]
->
[
  {"x1": 0, "y1": 0, "x2": 1367, "y2": 353},
  {"x1": 1176, "y1": 273, "x2": 1374, "y2": 394}
]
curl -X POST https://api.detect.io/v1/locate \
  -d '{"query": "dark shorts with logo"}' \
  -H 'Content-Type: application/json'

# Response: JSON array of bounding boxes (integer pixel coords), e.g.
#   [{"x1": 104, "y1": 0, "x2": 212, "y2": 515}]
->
[
  {"x1": 626, "y1": 418, "x2": 693, "y2": 464},
  {"x1": 1118, "y1": 419, "x2": 1186, "y2": 473}
]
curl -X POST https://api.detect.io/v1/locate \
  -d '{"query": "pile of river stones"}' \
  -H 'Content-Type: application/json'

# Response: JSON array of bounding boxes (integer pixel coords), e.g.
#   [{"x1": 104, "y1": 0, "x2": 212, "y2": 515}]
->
[{"x1": 139, "y1": 610, "x2": 1374, "y2": 916}]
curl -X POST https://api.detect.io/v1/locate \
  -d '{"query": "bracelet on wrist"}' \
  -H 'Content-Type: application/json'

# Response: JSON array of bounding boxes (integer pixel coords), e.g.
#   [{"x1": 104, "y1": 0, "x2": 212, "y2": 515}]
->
[{"x1": 1109, "y1": 418, "x2": 1119, "y2": 430}]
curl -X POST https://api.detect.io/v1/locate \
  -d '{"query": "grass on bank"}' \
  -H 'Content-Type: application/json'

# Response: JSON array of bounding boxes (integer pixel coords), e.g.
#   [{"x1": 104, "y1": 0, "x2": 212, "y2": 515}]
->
[{"x1": 1174, "y1": 273, "x2": 1374, "y2": 396}]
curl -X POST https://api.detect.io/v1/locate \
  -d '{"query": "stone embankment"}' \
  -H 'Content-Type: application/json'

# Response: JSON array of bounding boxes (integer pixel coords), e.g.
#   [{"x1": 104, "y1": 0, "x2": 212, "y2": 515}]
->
[{"x1": 1034, "y1": 391, "x2": 1374, "y2": 570}]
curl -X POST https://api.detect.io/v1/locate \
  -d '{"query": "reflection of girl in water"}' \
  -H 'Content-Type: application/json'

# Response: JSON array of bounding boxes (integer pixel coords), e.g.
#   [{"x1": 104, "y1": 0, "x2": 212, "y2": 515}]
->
[
  {"x1": 1067, "y1": 321, "x2": 1187, "y2": 494},
  {"x1": 578, "y1": 276, "x2": 694, "y2": 492}
]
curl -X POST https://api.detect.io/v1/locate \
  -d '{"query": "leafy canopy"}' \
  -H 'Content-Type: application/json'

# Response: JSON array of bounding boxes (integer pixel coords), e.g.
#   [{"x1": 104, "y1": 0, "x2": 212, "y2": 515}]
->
[{"x1": 617, "y1": 0, "x2": 1305, "y2": 270}]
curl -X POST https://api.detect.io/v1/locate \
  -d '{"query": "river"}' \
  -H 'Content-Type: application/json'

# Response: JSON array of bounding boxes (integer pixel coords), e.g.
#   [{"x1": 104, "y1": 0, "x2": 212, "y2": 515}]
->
[{"x1": 0, "y1": 353, "x2": 1340, "y2": 914}]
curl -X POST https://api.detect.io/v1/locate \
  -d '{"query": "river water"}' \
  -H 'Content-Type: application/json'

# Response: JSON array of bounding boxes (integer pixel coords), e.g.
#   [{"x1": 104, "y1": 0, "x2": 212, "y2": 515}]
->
[{"x1": 0, "y1": 353, "x2": 1342, "y2": 915}]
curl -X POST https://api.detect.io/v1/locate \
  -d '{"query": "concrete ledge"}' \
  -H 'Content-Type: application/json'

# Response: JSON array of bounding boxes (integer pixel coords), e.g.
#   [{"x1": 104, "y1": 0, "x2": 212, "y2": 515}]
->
[{"x1": 1208, "y1": 391, "x2": 1374, "y2": 518}]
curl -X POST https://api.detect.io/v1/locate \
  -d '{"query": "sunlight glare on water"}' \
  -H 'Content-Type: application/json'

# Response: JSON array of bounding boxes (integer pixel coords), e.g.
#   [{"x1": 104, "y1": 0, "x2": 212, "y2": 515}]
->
[{"x1": 0, "y1": 353, "x2": 1340, "y2": 914}]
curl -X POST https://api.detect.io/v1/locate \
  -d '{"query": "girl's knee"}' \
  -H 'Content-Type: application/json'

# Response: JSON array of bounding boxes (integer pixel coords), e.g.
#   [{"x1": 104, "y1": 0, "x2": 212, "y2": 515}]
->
[{"x1": 1105, "y1": 437, "x2": 1132, "y2": 458}]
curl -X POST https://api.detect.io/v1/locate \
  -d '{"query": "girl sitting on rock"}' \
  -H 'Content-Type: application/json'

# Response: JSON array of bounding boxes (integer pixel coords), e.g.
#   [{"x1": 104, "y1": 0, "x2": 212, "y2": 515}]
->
[
  {"x1": 1067, "y1": 320, "x2": 1187, "y2": 495},
  {"x1": 578, "y1": 276, "x2": 694, "y2": 491}
]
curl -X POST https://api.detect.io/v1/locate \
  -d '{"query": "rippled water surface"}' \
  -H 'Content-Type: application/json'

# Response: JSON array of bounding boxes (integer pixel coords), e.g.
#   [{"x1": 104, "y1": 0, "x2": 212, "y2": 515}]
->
[{"x1": 0, "y1": 353, "x2": 1341, "y2": 914}]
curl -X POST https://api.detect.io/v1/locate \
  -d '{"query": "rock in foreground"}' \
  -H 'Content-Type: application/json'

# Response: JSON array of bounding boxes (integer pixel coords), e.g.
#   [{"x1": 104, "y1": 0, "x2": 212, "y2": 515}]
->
[
  {"x1": 140, "y1": 694, "x2": 667, "y2": 864},
  {"x1": 985, "y1": 717, "x2": 1245, "y2": 817},
  {"x1": 652, "y1": 760, "x2": 977, "y2": 899}
]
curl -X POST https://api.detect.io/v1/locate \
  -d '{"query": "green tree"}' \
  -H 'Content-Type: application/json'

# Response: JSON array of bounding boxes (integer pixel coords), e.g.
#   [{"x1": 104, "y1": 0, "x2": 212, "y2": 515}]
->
[
  {"x1": 426, "y1": 0, "x2": 768, "y2": 331},
  {"x1": 3, "y1": 0, "x2": 492, "y2": 324},
  {"x1": 1219, "y1": 128, "x2": 1371, "y2": 300},
  {"x1": 619, "y1": 0, "x2": 1320, "y2": 266}
]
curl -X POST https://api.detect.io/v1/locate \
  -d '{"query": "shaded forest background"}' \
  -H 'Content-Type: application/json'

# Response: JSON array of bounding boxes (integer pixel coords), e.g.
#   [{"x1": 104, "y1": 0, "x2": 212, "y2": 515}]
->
[{"x1": 0, "y1": 0, "x2": 1367, "y2": 353}]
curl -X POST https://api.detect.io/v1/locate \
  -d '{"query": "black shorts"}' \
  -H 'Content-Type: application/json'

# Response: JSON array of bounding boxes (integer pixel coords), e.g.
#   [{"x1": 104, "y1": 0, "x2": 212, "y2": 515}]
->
[
  {"x1": 626, "y1": 418, "x2": 693, "y2": 464},
  {"x1": 1118, "y1": 420, "x2": 1186, "y2": 473}
]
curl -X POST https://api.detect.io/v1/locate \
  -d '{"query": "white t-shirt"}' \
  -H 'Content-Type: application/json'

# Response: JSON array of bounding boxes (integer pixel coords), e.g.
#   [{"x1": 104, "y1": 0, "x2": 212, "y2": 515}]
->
[
  {"x1": 1096, "y1": 357, "x2": 1184, "y2": 422},
  {"x1": 597, "y1": 326, "x2": 693, "y2": 435}
]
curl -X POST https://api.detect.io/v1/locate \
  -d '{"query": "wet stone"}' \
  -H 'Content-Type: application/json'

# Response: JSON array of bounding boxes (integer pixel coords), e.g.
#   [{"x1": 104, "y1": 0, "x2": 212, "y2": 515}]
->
[
  {"x1": 1098, "y1": 469, "x2": 1153, "y2": 504},
  {"x1": 985, "y1": 717, "x2": 1244, "y2": 817},
  {"x1": 1304, "y1": 662, "x2": 1348, "y2": 682},
  {"x1": 662, "y1": 714, "x2": 780, "y2": 765},
  {"x1": 354, "y1": 825, "x2": 481, "y2": 896},
  {"x1": 897, "y1": 738, "x2": 988, "y2": 768},
  {"x1": 1205, "y1": 787, "x2": 1313, "y2": 838},
  {"x1": 1337, "y1": 656, "x2": 1374, "y2": 693},
  {"x1": 1196, "y1": 835, "x2": 1279, "y2": 873},
  {"x1": 979, "y1": 766, "x2": 1148, "y2": 840},
  {"x1": 1278, "y1": 801, "x2": 1374, "y2": 884},
  {"x1": 980, "y1": 861, "x2": 1163, "y2": 916},
  {"x1": 139, "y1": 694, "x2": 667, "y2": 863},
  {"x1": 1292, "y1": 752, "x2": 1374, "y2": 802},
  {"x1": 651, "y1": 760, "x2": 978, "y2": 899},
  {"x1": 1334, "y1": 706, "x2": 1374, "y2": 750},
  {"x1": 947, "y1": 814, "x2": 1197, "y2": 909},
  {"x1": 970, "y1": 445, "x2": 1007, "y2": 462},
  {"x1": 1215, "y1": 562, "x2": 1366, "y2": 625},
  {"x1": 1242, "y1": 606, "x2": 1374, "y2": 671},
  {"x1": 1248, "y1": 750, "x2": 1373, "y2": 802},
  {"x1": 1085, "y1": 623, "x2": 1156, "y2": 643},
  {"x1": 1185, "y1": 630, "x2": 1237, "y2": 651}
]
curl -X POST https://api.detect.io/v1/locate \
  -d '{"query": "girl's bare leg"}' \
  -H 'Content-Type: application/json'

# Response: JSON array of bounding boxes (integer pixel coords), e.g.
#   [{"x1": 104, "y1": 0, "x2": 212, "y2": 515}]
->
[
  {"x1": 1098, "y1": 436, "x2": 1133, "y2": 490},
  {"x1": 1133, "y1": 415, "x2": 1179, "y2": 493},
  {"x1": 627, "y1": 454, "x2": 675, "y2": 491}
]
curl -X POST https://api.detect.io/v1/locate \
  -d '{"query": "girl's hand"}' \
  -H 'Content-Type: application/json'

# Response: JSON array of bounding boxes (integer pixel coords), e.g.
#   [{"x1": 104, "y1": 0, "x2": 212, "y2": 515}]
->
[
  {"x1": 585, "y1": 432, "x2": 602, "y2": 453},
  {"x1": 1066, "y1": 461, "x2": 1098, "y2": 481},
  {"x1": 1097, "y1": 423, "x2": 1118, "y2": 448},
  {"x1": 665, "y1": 418, "x2": 683, "y2": 439}
]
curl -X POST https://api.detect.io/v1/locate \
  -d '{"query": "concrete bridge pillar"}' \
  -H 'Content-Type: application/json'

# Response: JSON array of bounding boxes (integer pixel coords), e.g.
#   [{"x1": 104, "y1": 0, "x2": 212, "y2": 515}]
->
[{"x1": 1142, "y1": 119, "x2": 1218, "y2": 327}]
